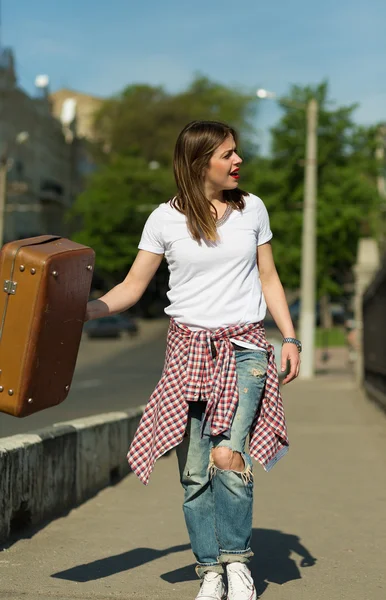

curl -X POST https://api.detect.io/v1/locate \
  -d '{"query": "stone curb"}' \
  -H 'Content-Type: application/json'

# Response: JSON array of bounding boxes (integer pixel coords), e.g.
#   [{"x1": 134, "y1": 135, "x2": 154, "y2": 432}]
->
[{"x1": 0, "y1": 406, "x2": 144, "y2": 544}]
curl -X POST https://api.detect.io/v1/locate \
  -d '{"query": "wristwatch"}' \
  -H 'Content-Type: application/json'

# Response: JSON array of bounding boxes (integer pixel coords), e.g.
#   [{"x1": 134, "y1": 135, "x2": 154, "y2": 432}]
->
[{"x1": 282, "y1": 337, "x2": 302, "y2": 353}]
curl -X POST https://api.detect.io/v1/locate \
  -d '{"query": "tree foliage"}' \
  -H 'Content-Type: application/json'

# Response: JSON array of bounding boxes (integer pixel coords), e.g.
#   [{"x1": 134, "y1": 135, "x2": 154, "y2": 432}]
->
[
  {"x1": 92, "y1": 76, "x2": 257, "y2": 166},
  {"x1": 243, "y1": 82, "x2": 380, "y2": 297},
  {"x1": 70, "y1": 154, "x2": 174, "y2": 281}
]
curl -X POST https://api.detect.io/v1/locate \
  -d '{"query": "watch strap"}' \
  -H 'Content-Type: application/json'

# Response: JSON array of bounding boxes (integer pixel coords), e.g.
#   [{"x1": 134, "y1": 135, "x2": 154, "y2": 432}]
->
[{"x1": 282, "y1": 337, "x2": 302, "y2": 352}]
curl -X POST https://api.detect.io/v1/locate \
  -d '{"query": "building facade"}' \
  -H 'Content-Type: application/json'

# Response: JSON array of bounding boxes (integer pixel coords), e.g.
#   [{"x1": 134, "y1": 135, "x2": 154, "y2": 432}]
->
[
  {"x1": 50, "y1": 88, "x2": 103, "y2": 142},
  {"x1": 50, "y1": 88, "x2": 104, "y2": 191},
  {"x1": 0, "y1": 48, "x2": 79, "y2": 243}
]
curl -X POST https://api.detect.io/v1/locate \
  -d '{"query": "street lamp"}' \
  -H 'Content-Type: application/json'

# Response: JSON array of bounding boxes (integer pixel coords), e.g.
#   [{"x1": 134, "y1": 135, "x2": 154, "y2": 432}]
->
[
  {"x1": 256, "y1": 89, "x2": 277, "y2": 100},
  {"x1": 256, "y1": 88, "x2": 319, "y2": 379},
  {"x1": 0, "y1": 132, "x2": 30, "y2": 249}
]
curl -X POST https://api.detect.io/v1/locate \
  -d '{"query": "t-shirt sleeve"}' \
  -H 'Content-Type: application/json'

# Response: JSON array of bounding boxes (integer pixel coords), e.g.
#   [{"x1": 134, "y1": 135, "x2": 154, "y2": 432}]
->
[
  {"x1": 255, "y1": 196, "x2": 273, "y2": 246},
  {"x1": 138, "y1": 206, "x2": 165, "y2": 254}
]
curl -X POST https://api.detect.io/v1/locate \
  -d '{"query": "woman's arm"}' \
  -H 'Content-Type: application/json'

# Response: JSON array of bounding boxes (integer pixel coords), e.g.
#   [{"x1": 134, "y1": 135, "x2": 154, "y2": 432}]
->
[
  {"x1": 257, "y1": 242, "x2": 300, "y2": 384},
  {"x1": 86, "y1": 250, "x2": 164, "y2": 321}
]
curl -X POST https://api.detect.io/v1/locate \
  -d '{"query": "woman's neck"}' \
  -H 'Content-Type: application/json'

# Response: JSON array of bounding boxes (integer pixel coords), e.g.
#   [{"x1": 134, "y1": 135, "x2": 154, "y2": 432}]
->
[{"x1": 205, "y1": 188, "x2": 224, "y2": 205}]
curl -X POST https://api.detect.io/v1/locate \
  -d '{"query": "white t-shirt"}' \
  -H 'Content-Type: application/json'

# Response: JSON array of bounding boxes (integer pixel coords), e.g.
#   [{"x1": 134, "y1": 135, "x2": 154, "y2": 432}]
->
[{"x1": 138, "y1": 193, "x2": 273, "y2": 348}]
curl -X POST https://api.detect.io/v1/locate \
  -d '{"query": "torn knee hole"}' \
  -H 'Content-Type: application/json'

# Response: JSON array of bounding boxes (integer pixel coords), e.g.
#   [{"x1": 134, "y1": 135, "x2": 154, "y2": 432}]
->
[
  {"x1": 211, "y1": 447, "x2": 234, "y2": 470},
  {"x1": 208, "y1": 449, "x2": 253, "y2": 484},
  {"x1": 210, "y1": 448, "x2": 244, "y2": 472}
]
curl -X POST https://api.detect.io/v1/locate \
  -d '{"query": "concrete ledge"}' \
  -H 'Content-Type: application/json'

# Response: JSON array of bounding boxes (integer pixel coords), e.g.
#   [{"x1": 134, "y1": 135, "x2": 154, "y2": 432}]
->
[{"x1": 0, "y1": 407, "x2": 144, "y2": 544}]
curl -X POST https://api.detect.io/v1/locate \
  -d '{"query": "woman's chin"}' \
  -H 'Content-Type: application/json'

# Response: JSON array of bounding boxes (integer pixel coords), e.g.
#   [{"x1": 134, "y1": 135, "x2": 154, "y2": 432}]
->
[{"x1": 224, "y1": 180, "x2": 239, "y2": 190}]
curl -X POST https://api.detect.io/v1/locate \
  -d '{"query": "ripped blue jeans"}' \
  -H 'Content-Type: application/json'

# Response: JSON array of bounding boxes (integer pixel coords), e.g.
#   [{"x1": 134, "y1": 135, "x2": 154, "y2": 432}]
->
[{"x1": 176, "y1": 349, "x2": 268, "y2": 578}]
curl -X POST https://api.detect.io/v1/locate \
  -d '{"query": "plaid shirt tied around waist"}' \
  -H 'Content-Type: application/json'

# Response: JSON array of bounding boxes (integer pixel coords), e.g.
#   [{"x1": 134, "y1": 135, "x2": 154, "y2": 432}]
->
[{"x1": 127, "y1": 319, "x2": 289, "y2": 485}]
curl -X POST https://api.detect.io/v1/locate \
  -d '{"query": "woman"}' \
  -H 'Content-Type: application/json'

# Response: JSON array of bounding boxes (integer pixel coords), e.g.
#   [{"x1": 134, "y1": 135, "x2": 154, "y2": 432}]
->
[{"x1": 86, "y1": 120, "x2": 301, "y2": 600}]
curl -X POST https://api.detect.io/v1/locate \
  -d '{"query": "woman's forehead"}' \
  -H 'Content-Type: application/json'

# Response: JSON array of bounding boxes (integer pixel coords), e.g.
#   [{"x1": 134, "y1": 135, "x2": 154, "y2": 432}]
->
[{"x1": 213, "y1": 135, "x2": 236, "y2": 155}]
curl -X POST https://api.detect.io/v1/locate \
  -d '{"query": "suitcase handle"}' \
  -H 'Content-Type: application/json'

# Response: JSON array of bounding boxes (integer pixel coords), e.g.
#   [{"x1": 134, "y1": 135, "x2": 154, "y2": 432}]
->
[
  {"x1": 11, "y1": 235, "x2": 62, "y2": 250},
  {"x1": 0, "y1": 235, "x2": 62, "y2": 259}
]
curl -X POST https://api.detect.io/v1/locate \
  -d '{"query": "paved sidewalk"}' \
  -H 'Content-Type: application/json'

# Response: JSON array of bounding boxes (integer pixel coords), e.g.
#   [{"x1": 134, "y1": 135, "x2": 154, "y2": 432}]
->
[{"x1": 1, "y1": 368, "x2": 386, "y2": 600}]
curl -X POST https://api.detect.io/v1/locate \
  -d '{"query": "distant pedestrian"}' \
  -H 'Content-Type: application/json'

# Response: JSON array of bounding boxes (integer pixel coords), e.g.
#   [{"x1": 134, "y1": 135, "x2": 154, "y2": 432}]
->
[
  {"x1": 86, "y1": 120, "x2": 301, "y2": 600},
  {"x1": 345, "y1": 312, "x2": 358, "y2": 363}
]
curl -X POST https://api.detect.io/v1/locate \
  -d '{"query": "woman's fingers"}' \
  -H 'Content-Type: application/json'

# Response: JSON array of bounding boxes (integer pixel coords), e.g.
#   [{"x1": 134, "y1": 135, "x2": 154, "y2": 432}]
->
[{"x1": 281, "y1": 345, "x2": 301, "y2": 385}]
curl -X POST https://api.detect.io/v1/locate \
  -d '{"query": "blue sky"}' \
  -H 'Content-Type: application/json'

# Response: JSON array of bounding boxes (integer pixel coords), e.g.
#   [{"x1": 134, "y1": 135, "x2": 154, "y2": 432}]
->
[{"x1": 2, "y1": 0, "x2": 385, "y2": 153}]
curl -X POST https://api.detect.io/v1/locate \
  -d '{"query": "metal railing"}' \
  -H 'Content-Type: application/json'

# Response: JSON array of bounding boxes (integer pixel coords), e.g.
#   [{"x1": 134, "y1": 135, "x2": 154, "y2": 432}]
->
[{"x1": 362, "y1": 257, "x2": 386, "y2": 409}]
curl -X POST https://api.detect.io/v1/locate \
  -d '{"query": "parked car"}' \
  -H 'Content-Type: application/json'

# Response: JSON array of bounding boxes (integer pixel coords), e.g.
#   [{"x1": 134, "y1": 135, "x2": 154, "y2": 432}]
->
[
  {"x1": 115, "y1": 314, "x2": 139, "y2": 337},
  {"x1": 83, "y1": 315, "x2": 138, "y2": 339}
]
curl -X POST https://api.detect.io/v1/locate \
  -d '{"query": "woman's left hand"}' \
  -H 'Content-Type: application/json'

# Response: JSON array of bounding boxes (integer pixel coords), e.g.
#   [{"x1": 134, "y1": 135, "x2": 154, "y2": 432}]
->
[{"x1": 281, "y1": 342, "x2": 301, "y2": 385}]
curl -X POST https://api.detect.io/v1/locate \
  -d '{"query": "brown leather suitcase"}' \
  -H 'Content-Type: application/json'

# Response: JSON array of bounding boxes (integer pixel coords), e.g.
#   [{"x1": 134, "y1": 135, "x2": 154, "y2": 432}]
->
[{"x1": 0, "y1": 235, "x2": 95, "y2": 417}]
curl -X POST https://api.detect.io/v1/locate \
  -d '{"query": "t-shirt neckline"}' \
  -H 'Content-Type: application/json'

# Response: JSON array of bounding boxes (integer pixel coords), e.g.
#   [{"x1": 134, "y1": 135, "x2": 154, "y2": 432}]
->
[{"x1": 216, "y1": 203, "x2": 233, "y2": 227}]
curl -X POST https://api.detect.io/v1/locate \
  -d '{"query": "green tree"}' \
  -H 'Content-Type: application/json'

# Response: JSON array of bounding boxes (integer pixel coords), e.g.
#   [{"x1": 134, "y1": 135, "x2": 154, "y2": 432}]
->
[
  {"x1": 92, "y1": 75, "x2": 258, "y2": 166},
  {"x1": 69, "y1": 154, "x2": 174, "y2": 283},
  {"x1": 243, "y1": 82, "x2": 380, "y2": 300}
]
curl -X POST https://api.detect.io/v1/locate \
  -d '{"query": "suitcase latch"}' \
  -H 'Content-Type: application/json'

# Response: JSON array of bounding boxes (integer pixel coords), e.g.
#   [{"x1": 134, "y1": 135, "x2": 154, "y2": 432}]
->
[{"x1": 3, "y1": 280, "x2": 17, "y2": 295}]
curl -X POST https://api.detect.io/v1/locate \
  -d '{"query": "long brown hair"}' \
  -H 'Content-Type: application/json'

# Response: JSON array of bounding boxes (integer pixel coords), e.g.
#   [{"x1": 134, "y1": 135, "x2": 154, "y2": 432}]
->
[{"x1": 172, "y1": 120, "x2": 246, "y2": 242}]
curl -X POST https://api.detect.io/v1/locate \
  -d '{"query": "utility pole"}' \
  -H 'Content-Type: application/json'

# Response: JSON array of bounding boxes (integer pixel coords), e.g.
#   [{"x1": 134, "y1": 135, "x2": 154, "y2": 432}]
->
[
  {"x1": 256, "y1": 89, "x2": 319, "y2": 377},
  {"x1": 299, "y1": 98, "x2": 318, "y2": 379}
]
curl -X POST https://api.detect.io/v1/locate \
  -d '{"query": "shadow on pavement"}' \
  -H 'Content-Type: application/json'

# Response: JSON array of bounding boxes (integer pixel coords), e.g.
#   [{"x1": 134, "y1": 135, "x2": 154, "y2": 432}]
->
[
  {"x1": 161, "y1": 528, "x2": 317, "y2": 595},
  {"x1": 250, "y1": 528, "x2": 317, "y2": 596},
  {"x1": 161, "y1": 563, "x2": 197, "y2": 583},
  {"x1": 50, "y1": 530, "x2": 316, "y2": 589},
  {"x1": 51, "y1": 544, "x2": 191, "y2": 582}
]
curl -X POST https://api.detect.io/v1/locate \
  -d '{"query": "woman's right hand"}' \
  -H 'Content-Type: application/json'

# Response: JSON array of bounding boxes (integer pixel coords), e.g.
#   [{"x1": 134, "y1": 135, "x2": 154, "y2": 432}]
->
[{"x1": 84, "y1": 299, "x2": 108, "y2": 322}]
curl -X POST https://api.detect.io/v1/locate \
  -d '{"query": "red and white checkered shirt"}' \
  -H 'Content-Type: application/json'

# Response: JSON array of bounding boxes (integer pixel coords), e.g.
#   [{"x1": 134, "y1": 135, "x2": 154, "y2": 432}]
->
[{"x1": 127, "y1": 319, "x2": 289, "y2": 485}]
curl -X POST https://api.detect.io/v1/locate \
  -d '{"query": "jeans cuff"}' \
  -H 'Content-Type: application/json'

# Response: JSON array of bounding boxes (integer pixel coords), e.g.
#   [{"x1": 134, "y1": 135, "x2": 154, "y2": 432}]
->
[
  {"x1": 196, "y1": 562, "x2": 224, "y2": 578},
  {"x1": 218, "y1": 548, "x2": 254, "y2": 564}
]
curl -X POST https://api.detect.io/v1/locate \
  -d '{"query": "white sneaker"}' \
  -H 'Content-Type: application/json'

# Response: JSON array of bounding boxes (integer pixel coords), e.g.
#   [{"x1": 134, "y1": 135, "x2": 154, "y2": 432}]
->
[
  {"x1": 226, "y1": 563, "x2": 257, "y2": 600},
  {"x1": 196, "y1": 572, "x2": 226, "y2": 599}
]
